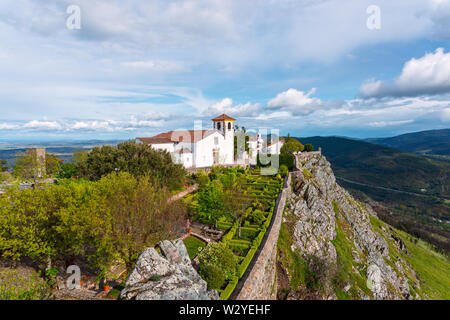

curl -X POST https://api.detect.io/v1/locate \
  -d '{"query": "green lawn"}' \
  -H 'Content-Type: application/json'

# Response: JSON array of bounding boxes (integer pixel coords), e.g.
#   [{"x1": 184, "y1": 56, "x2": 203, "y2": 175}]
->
[
  {"x1": 370, "y1": 215, "x2": 450, "y2": 300},
  {"x1": 396, "y1": 229, "x2": 450, "y2": 300},
  {"x1": 183, "y1": 236, "x2": 206, "y2": 260}
]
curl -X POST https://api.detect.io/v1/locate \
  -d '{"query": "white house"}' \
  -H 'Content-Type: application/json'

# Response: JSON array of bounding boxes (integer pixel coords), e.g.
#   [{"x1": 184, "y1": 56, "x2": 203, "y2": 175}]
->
[
  {"x1": 247, "y1": 133, "x2": 264, "y2": 165},
  {"x1": 263, "y1": 139, "x2": 284, "y2": 155},
  {"x1": 136, "y1": 114, "x2": 236, "y2": 168}
]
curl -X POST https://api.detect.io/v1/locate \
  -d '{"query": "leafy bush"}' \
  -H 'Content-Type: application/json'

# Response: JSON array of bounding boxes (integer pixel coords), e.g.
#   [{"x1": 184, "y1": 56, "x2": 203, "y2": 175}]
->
[
  {"x1": 74, "y1": 140, "x2": 186, "y2": 190},
  {"x1": 0, "y1": 269, "x2": 52, "y2": 300},
  {"x1": 279, "y1": 154, "x2": 295, "y2": 170},
  {"x1": 196, "y1": 170, "x2": 210, "y2": 187},
  {"x1": 281, "y1": 138, "x2": 304, "y2": 154},
  {"x1": 304, "y1": 144, "x2": 314, "y2": 152},
  {"x1": 198, "y1": 264, "x2": 226, "y2": 290},
  {"x1": 197, "y1": 242, "x2": 239, "y2": 281},
  {"x1": 279, "y1": 165, "x2": 289, "y2": 176}
]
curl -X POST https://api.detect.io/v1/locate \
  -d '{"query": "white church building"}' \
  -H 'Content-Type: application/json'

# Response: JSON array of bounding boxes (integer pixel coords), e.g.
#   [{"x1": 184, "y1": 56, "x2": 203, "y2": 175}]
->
[
  {"x1": 136, "y1": 114, "x2": 284, "y2": 169},
  {"x1": 137, "y1": 114, "x2": 236, "y2": 168}
]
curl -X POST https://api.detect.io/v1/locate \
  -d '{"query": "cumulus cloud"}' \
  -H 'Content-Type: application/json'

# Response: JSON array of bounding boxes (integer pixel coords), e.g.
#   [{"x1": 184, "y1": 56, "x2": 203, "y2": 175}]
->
[
  {"x1": 23, "y1": 120, "x2": 62, "y2": 130},
  {"x1": 205, "y1": 98, "x2": 260, "y2": 117},
  {"x1": 429, "y1": 0, "x2": 450, "y2": 40},
  {"x1": 265, "y1": 88, "x2": 323, "y2": 115},
  {"x1": 359, "y1": 48, "x2": 450, "y2": 98}
]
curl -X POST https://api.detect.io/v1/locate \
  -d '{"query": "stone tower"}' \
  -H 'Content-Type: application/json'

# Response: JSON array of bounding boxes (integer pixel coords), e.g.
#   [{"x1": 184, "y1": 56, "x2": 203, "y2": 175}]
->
[{"x1": 25, "y1": 148, "x2": 46, "y2": 178}]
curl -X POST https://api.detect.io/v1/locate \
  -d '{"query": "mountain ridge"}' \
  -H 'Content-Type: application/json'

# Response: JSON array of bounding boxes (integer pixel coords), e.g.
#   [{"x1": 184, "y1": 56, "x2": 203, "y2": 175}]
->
[{"x1": 277, "y1": 153, "x2": 449, "y2": 300}]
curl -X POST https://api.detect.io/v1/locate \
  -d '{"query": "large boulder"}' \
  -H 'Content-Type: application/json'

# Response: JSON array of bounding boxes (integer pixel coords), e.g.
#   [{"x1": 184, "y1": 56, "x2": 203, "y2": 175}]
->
[{"x1": 119, "y1": 240, "x2": 219, "y2": 300}]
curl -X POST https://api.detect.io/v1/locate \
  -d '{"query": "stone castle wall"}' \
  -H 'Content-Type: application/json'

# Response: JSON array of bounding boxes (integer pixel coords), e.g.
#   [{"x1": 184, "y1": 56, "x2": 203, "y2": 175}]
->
[{"x1": 235, "y1": 172, "x2": 291, "y2": 300}]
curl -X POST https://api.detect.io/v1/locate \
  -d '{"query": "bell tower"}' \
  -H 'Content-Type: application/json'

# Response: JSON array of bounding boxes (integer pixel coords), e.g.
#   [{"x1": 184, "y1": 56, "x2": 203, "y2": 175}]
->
[
  {"x1": 212, "y1": 113, "x2": 235, "y2": 140},
  {"x1": 212, "y1": 114, "x2": 235, "y2": 165}
]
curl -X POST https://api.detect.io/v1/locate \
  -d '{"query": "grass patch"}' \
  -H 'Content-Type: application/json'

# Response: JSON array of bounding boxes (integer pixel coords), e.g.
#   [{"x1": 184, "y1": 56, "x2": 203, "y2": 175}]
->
[
  {"x1": 183, "y1": 236, "x2": 207, "y2": 260},
  {"x1": 369, "y1": 215, "x2": 450, "y2": 300},
  {"x1": 331, "y1": 216, "x2": 372, "y2": 299},
  {"x1": 396, "y1": 229, "x2": 450, "y2": 299},
  {"x1": 277, "y1": 222, "x2": 317, "y2": 290}
]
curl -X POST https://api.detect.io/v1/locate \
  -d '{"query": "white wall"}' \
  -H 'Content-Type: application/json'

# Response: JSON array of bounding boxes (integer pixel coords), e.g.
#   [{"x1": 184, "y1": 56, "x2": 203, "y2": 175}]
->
[{"x1": 193, "y1": 131, "x2": 234, "y2": 168}]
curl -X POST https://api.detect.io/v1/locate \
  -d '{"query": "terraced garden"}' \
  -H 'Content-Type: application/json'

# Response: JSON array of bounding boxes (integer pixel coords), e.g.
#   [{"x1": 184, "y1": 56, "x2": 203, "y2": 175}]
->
[{"x1": 183, "y1": 167, "x2": 284, "y2": 300}]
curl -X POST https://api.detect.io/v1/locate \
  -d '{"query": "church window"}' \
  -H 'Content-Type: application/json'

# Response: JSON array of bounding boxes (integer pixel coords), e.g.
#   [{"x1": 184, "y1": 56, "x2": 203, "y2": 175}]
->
[
  {"x1": 228, "y1": 122, "x2": 231, "y2": 130},
  {"x1": 217, "y1": 122, "x2": 221, "y2": 130},
  {"x1": 214, "y1": 137, "x2": 219, "y2": 145}
]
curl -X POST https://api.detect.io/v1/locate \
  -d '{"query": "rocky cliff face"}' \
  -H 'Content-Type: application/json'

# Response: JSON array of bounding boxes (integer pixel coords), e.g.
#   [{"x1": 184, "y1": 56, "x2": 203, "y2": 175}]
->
[
  {"x1": 120, "y1": 240, "x2": 218, "y2": 300},
  {"x1": 277, "y1": 154, "x2": 421, "y2": 300}
]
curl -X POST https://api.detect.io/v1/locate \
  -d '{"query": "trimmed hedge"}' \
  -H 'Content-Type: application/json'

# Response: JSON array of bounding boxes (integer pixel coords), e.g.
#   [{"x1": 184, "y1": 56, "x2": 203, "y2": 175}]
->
[
  {"x1": 237, "y1": 246, "x2": 258, "y2": 278},
  {"x1": 221, "y1": 224, "x2": 238, "y2": 243},
  {"x1": 220, "y1": 276, "x2": 239, "y2": 300}
]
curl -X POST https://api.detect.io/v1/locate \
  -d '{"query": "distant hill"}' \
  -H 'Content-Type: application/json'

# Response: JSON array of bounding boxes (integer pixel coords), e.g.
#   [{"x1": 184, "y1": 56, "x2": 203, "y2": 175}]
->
[
  {"x1": 366, "y1": 129, "x2": 450, "y2": 156},
  {"x1": 0, "y1": 140, "x2": 123, "y2": 167},
  {"x1": 295, "y1": 136, "x2": 450, "y2": 252}
]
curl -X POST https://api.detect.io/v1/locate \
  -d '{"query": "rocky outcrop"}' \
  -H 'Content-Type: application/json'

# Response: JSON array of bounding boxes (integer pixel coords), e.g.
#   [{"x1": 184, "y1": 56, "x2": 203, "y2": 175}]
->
[
  {"x1": 278, "y1": 153, "x2": 420, "y2": 300},
  {"x1": 120, "y1": 240, "x2": 219, "y2": 300}
]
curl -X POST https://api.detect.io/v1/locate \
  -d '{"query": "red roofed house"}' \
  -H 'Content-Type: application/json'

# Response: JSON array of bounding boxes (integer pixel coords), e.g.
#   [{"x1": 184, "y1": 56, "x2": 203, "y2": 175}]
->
[{"x1": 136, "y1": 114, "x2": 236, "y2": 168}]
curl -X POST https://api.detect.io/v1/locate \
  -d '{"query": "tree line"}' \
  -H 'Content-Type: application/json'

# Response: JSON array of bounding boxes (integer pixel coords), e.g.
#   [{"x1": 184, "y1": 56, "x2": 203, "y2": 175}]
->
[{"x1": 0, "y1": 141, "x2": 189, "y2": 280}]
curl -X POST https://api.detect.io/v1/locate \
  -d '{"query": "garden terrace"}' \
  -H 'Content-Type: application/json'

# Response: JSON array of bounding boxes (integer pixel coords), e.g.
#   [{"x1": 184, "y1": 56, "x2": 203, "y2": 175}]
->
[{"x1": 183, "y1": 166, "x2": 285, "y2": 299}]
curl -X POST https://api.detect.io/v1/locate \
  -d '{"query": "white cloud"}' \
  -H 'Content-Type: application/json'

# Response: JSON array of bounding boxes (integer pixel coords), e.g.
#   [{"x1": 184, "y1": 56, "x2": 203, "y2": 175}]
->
[
  {"x1": 359, "y1": 48, "x2": 450, "y2": 97},
  {"x1": 23, "y1": 120, "x2": 62, "y2": 130},
  {"x1": 122, "y1": 60, "x2": 188, "y2": 73},
  {"x1": 206, "y1": 98, "x2": 260, "y2": 117},
  {"x1": 369, "y1": 120, "x2": 414, "y2": 128},
  {"x1": 0, "y1": 123, "x2": 19, "y2": 130},
  {"x1": 442, "y1": 107, "x2": 450, "y2": 122},
  {"x1": 266, "y1": 88, "x2": 323, "y2": 115}
]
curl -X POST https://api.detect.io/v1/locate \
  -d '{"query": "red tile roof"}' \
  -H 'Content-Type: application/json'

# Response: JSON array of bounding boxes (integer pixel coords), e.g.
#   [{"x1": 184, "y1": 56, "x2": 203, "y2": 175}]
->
[
  {"x1": 138, "y1": 130, "x2": 217, "y2": 144},
  {"x1": 212, "y1": 114, "x2": 236, "y2": 121},
  {"x1": 136, "y1": 137, "x2": 173, "y2": 144}
]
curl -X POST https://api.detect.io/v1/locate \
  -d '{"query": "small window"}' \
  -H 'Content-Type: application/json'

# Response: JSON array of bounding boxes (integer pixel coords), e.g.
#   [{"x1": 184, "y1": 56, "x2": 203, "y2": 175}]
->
[
  {"x1": 214, "y1": 137, "x2": 219, "y2": 145},
  {"x1": 217, "y1": 122, "x2": 221, "y2": 130},
  {"x1": 228, "y1": 122, "x2": 231, "y2": 130}
]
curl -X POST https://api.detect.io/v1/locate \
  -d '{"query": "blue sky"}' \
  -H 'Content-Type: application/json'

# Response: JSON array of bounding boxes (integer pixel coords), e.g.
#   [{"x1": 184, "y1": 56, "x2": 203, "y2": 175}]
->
[{"x1": 0, "y1": 0, "x2": 449, "y2": 141}]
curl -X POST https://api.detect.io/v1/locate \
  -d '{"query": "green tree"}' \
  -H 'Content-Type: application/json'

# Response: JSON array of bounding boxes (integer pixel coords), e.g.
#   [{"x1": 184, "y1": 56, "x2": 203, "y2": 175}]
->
[
  {"x1": 57, "y1": 163, "x2": 76, "y2": 179},
  {"x1": 305, "y1": 144, "x2": 314, "y2": 152},
  {"x1": 281, "y1": 138, "x2": 304, "y2": 154},
  {"x1": 196, "y1": 180, "x2": 225, "y2": 228},
  {"x1": 196, "y1": 170, "x2": 210, "y2": 188},
  {"x1": 45, "y1": 153, "x2": 63, "y2": 177},
  {"x1": 74, "y1": 141, "x2": 186, "y2": 190},
  {"x1": 96, "y1": 172, "x2": 186, "y2": 272},
  {"x1": 13, "y1": 151, "x2": 39, "y2": 181},
  {"x1": 0, "y1": 160, "x2": 8, "y2": 172}
]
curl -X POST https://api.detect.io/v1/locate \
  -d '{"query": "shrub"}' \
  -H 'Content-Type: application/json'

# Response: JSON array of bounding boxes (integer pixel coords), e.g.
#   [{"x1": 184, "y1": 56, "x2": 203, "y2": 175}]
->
[
  {"x1": 279, "y1": 153, "x2": 295, "y2": 170},
  {"x1": 196, "y1": 170, "x2": 210, "y2": 187},
  {"x1": 278, "y1": 165, "x2": 288, "y2": 176},
  {"x1": 197, "y1": 242, "x2": 239, "y2": 281},
  {"x1": 220, "y1": 276, "x2": 238, "y2": 300},
  {"x1": 198, "y1": 264, "x2": 225, "y2": 290},
  {"x1": 248, "y1": 209, "x2": 265, "y2": 225},
  {"x1": 304, "y1": 144, "x2": 314, "y2": 152},
  {"x1": 0, "y1": 269, "x2": 52, "y2": 300},
  {"x1": 74, "y1": 140, "x2": 186, "y2": 190}
]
